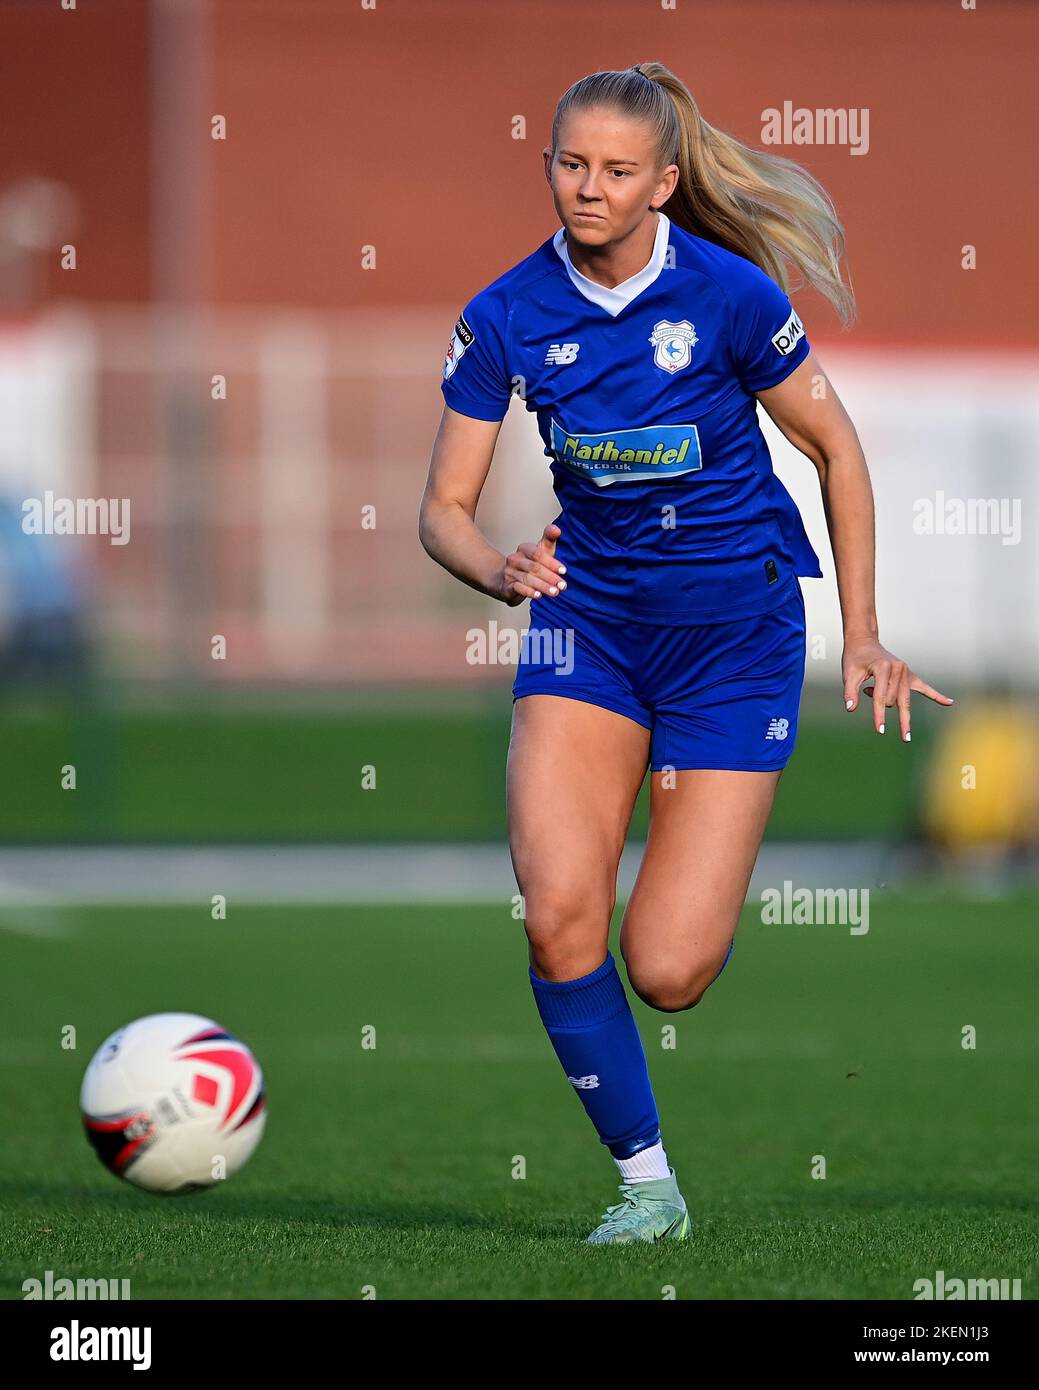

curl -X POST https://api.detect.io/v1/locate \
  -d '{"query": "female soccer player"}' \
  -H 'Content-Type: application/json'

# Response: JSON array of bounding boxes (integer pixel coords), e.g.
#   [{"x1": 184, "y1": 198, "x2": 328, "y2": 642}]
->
[{"x1": 419, "y1": 63, "x2": 952, "y2": 1244}]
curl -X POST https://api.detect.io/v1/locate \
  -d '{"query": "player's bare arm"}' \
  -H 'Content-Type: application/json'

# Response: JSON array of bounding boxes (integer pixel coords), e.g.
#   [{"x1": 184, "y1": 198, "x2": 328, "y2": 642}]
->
[
  {"x1": 419, "y1": 404, "x2": 567, "y2": 604},
  {"x1": 757, "y1": 353, "x2": 953, "y2": 739}
]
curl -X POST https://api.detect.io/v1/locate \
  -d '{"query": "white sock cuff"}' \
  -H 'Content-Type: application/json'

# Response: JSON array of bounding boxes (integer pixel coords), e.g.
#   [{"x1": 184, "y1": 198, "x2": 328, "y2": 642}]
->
[{"x1": 615, "y1": 1141, "x2": 670, "y2": 1183}]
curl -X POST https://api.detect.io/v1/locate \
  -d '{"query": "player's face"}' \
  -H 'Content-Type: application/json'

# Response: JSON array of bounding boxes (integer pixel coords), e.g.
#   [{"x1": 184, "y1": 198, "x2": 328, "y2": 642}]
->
[{"x1": 545, "y1": 107, "x2": 678, "y2": 248}]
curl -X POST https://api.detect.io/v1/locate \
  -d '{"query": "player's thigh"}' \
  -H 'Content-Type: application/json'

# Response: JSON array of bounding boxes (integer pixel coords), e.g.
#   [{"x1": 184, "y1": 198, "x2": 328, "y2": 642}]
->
[
  {"x1": 507, "y1": 694, "x2": 650, "y2": 977},
  {"x1": 620, "y1": 768, "x2": 782, "y2": 1009}
]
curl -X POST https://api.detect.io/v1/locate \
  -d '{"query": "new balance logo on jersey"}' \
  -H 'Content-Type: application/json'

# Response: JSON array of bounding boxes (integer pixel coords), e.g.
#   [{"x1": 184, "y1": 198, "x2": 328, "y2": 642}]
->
[
  {"x1": 771, "y1": 309, "x2": 805, "y2": 356},
  {"x1": 568, "y1": 1074, "x2": 600, "y2": 1090},
  {"x1": 545, "y1": 342, "x2": 580, "y2": 365},
  {"x1": 765, "y1": 718, "x2": 790, "y2": 741}
]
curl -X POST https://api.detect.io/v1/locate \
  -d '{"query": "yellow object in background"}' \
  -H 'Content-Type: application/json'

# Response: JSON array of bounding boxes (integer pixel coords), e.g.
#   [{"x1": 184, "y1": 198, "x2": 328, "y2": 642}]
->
[{"x1": 922, "y1": 701, "x2": 1039, "y2": 849}]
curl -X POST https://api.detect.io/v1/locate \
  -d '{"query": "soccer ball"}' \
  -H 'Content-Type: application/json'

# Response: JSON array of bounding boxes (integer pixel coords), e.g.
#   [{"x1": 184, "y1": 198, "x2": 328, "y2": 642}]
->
[{"x1": 80, "y1": 1013, "x2": 267, "y2": 1194}]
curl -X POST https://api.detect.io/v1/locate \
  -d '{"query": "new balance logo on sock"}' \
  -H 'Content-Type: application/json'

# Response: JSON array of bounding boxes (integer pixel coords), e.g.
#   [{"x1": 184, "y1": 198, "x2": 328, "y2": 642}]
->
[{"x1": 568, "y1": 1074, "x2": 600, "y2": 1090}]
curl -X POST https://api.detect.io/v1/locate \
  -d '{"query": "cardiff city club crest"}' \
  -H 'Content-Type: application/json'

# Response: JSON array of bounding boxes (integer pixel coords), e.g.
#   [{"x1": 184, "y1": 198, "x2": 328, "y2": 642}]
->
[{"x1": 649, "y1": 320, "x2": 698, "y2": 374}]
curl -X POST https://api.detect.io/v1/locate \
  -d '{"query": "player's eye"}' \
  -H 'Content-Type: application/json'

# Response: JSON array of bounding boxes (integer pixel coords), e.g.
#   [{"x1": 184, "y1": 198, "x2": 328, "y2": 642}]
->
[{"x1": 608, "y1": 169, "x2": 629, "y2": 178}]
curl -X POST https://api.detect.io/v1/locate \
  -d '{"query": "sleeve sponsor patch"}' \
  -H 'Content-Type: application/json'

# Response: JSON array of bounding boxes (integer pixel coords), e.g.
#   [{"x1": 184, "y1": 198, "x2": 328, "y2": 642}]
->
[
  {"x1": 443, "y1": 313, "x2": 475, "y2": 380},
  {"x1": 771, "y1": 308, "x2": 805, "y2": 357}
]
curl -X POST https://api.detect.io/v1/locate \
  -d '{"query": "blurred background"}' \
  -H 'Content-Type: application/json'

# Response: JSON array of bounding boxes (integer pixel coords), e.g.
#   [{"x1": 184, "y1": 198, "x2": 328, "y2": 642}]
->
[{"x1": 0, "y1": 0, "x2": 1037, "y2": 876}]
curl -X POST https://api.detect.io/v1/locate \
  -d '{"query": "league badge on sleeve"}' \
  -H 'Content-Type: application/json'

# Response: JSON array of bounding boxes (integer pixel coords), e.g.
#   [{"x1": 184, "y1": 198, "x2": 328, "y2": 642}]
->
[
  {"x1": 649, "y1": 320, "x2": 698, "y2": 374},
  {"x1": 443, "y1": 313, "x2": 475, "y2": 380}
]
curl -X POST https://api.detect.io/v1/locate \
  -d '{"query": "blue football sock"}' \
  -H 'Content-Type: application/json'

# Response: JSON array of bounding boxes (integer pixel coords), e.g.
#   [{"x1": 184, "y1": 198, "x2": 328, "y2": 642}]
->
[
  {"x1": 529, "y1": 951, "x2": 660, "y2": 1159},
  {"x1": 713, "y1": 935, "x2": 734, "y2": 982}
]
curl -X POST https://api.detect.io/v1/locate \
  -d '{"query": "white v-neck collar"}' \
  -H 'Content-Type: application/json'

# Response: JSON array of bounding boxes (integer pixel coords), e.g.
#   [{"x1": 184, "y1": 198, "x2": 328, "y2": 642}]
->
[{"x1": 553, "y1": 212, "x2": 671, "y2": 317}]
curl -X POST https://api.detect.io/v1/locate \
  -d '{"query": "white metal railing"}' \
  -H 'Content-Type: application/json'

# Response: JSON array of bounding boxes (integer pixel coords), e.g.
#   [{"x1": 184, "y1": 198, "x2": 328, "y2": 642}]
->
[{"x1": 0, "y1": 306, "x2": 1035, "y2": 687}]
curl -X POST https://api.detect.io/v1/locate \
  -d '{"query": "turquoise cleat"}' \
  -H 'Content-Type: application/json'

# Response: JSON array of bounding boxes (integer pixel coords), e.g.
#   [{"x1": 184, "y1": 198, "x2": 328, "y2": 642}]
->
[{"x1": 585, "y1": 1167, "x2": 691, "y2": 1245}]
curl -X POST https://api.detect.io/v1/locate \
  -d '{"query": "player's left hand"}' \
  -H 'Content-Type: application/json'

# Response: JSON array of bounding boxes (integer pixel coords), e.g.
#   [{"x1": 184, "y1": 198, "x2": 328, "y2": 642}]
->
[{"x1": 842, "y1": 639, "x2": 953, "y2": 741}]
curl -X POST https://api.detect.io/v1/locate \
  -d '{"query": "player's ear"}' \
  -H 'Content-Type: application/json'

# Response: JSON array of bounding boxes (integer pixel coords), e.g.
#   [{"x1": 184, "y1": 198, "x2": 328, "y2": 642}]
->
[
  {"x1": 650, "y1": 162, "x2": 681, "y2": 205},
  {"x1": 542, "y1": 147, "x2": 554, "y2": 184}
]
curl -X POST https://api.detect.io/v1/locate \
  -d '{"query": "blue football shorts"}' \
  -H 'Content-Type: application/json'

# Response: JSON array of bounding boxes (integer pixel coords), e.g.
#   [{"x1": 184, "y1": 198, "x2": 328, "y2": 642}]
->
[{"x1": 512, "y1": 580, "x2": 807, "y2": 772}]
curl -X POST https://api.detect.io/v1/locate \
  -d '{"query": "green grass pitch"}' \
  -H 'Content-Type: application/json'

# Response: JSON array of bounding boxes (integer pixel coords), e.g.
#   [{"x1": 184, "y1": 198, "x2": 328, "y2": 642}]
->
[{"x1": 1, "y1": 891, "x2": 1036, "y2": 1299}]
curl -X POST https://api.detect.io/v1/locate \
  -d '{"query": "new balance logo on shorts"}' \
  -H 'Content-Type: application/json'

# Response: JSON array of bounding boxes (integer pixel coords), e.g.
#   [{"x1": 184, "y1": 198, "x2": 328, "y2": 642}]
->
[
  {"x1": 765, "y1": 717, "x2": 790, "y2": 741},
  {"x1": 568, "y1": 1074, "x2": 600, "y2": 1090}
]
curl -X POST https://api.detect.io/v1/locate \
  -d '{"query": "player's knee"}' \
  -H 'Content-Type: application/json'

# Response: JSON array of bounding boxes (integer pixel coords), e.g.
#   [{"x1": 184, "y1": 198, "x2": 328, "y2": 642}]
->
[
  {"x1": 625, "y1": 957, "x2": 716, "y2": 1013},
  {"x1": 522, "y1": 880, "x2": 611, "y2": 976}
]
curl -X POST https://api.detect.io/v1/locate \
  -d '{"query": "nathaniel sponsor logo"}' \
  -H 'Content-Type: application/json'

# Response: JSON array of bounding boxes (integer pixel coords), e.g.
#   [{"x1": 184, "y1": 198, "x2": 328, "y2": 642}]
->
[{"x1": 548, "y1": 419, "x2": 702, "y2": 487}]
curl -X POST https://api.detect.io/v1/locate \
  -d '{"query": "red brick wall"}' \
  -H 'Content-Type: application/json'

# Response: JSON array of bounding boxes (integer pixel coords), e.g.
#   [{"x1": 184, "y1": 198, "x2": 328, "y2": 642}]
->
[{"x1": 4, "y1": 0, "x2": 1035, "y2": 345}]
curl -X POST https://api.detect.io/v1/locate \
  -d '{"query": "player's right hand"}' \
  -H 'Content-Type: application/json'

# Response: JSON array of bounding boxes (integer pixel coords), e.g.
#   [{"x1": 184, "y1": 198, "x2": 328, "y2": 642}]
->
[{"x1": 496, "y1": 523, "x2": 568, "y2": 605}]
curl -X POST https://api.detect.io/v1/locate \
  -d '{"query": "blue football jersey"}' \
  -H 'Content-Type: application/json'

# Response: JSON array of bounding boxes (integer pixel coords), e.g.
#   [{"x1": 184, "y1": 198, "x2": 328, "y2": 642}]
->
[{"x1": 440, "y1": 212, "x2": 822, "y2": 624}]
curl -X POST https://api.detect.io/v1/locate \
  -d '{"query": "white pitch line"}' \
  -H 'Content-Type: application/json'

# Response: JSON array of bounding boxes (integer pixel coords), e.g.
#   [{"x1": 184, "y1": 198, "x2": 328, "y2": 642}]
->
[{"x1": 0, "y1": 843, "x2": 909, "y2": 911}]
